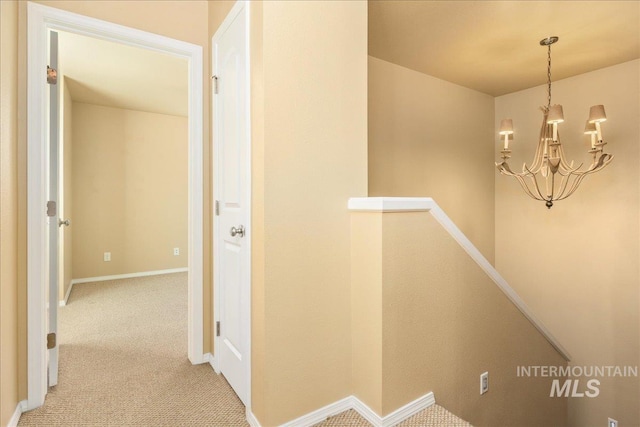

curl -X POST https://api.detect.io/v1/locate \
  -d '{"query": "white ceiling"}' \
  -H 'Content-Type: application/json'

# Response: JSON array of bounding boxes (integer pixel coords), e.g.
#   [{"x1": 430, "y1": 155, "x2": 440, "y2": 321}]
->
[
  {"x1": 58, "y1": 31, "x2": 188, "y2": 117},
  {"x1": 369, "y1": 1, "x2": 640, "y2": 97}
]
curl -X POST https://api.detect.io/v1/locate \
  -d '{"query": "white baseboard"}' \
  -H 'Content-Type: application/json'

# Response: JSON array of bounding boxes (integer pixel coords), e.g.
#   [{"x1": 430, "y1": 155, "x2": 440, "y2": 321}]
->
[
  {"x1": 379, "y1": 392, "x2": 435, "y2": 427},
  {"x1": 7, "y1": 400, "x2": 26, "y2": 427},
  {"x1": 59, "y1": 280, "x2": 74, "y2": 306},
  {"x1": 205, "y1": 352, "x2": 220, "y2": 374},
  {"x1": 204, "y1": 352, "x2": 216, "y2": 370},
  {"x1": 351, "y1": 396, "x2": 381, "y2": 426},
  {"x1": 246, "y1": 409, "x2": 261, "y2": 427},
  {"x1": 280, "y1": 396, "x2": 354, "y2": 427},
  {"x1": 70, "y1": 268, "x2": 188, "y2": 286},
  {"x1": 278, "y1": 392, "x2": 435, "y2": 427}
]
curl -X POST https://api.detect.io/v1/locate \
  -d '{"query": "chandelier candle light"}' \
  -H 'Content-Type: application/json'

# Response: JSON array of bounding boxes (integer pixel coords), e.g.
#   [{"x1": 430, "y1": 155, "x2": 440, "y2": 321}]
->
[{"x1": 496, "y1": 36, "x2": 613, "y2": 209}]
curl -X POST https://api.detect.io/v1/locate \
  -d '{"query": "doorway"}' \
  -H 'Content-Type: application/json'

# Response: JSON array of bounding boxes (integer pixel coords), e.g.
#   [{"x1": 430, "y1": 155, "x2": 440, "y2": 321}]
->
[{"x1": 26, "y1": 2, "x2": 205, "y2": 410}]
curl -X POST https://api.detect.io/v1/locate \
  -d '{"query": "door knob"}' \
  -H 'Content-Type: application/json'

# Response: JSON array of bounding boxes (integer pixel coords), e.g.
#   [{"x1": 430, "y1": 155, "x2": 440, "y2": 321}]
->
[
  {"x1": 58, "y1": 218, "x2": 70, "y2": 227},
  {"x1": 230, "y1": 225, "x2": 245, "y2": 238}
]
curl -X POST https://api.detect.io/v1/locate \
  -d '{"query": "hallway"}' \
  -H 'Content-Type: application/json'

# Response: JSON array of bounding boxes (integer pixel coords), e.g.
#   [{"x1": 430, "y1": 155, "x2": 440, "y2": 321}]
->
[{"x1": 19, "y1": 273, "x2": 247, "y2": 426}]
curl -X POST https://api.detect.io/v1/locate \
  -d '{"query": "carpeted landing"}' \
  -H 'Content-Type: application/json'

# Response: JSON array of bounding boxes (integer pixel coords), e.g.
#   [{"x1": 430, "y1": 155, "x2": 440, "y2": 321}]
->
[
  {"x1": 18, "y1": 273, "x2": 248, "y2": 427},
  {"x1": 19, "y1": 272, "x2": 471, "y2": 427},
  {"x1": 314, "y1": 406, "x2": 472, "y2": 427}
]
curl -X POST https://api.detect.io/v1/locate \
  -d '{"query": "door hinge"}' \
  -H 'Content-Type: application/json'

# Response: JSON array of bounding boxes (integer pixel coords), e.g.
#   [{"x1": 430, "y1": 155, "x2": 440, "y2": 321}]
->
[
  {"x1": 212, "y1": 75, "x2": 219, "y2": 94},
  {"x1": 46, "y1": 201, "x2": 56, "y2": 217},
  {"x1": 47, "y1": 332, "x2": 56, "y2": 349},
  {"x1": 216, "y1": 321, "x2": 221, "y2": 337},
  {"x1": 215, "y1": 200, "x2": 220, "y2": 216},
  {"x1": 47, "y1": 66, "x2": 57, "y2": 85}
]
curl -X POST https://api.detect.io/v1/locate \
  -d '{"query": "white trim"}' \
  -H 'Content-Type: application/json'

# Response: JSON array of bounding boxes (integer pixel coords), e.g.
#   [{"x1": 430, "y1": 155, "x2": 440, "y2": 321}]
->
[
  {"x1": 278, "y1": 393, "x2": 436, "y2": 427},
  {"x1": 279, "y1": 396, "x2": 354, "y2": 427},
  {"x1": 348, "y1": 197, "x2": 435, "y2": 212},
  {"x1": 6, "y1": 401, "x2": 26, "y2": 427},
  {"x1": 59, "y1": 280, "x2": 74, "y2": 306},
  {"x1": 351, "y1": 393, "x2": 436, "y2": 427},
  {"x1": 212, "y1": 0, "x2": 252, "y2": 412},
  {"x1": 69, "y1": 268, "x2": 188, "y2": 285},
  {"x1": 350, "y1": 397, "x2": 381, "y2": 426},
  {"x1": 203, "y1": 352, "x2": 220, "y2": 373},
  {"x1": 246, "y1": 410, "x2": 262, "y2": 427},
  {"x1": 26, "y1": 1, "x2": 205, "y2": 410},
  {"x1": 378, "y1": 392, "x2": 436, "y2": 427},
  {"x1": 348, "y1": 197, "x2": 571, "y2": 361}
]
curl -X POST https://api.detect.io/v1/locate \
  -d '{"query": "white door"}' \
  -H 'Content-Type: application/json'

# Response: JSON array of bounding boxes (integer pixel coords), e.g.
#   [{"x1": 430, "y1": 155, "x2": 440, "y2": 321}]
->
[
  {"x1": 47, "y1": 30, "x2": 60, "y2": 387},
  {"x1": 213, "y1": 3, "x2": 250, "y2": 406}
]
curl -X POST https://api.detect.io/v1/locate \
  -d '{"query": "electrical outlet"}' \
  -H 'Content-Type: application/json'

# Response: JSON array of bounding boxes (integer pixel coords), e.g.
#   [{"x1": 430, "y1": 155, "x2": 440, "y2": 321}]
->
[
  {"x1": 480, "y1": 371, "x2": 489, "y2": 394},
  {"x1": 173, "y1": 247, "x2": 180, "y2": 256},
  {"x1": 104, "y1": 252, "x2": 111, "y2": 262},
  {"x1": 608, "y1": 418, "x2": 618, "y2": 427}
]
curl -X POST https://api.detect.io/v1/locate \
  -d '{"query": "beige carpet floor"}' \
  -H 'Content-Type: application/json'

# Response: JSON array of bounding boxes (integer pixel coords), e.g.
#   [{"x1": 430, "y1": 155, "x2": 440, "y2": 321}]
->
[
  {"x1": 19, "y1": 272, "x2": 248, "y2": 427},
  {"x1": 314, "y1": 406, "x2": 472, "y2": 427}
]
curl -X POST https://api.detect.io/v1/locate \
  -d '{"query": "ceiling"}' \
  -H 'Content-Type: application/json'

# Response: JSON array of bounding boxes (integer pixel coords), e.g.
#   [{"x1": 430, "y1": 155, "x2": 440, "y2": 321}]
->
[
  {"x1": 56, "y1": 2, "x2": 639, "y2": 108},
  {"x1": 58, "y1": 31, "x2": 188, "y2": 117},
  {"x1": 369, "y1": 1, "x2": 640, "y2": 97}
]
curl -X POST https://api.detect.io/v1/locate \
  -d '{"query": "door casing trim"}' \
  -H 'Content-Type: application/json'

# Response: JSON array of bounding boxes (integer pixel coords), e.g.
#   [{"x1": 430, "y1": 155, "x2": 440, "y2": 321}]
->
[{"x1": 26, "y1": 1, "x2": 205, "y2": 410}]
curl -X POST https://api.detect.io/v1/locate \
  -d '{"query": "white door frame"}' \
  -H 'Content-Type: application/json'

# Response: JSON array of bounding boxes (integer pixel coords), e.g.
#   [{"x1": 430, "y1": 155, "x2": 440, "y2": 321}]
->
[
  {"x1": 212, "y1": 0, "x2": 252, "y2": 413},
  {"x1": 26, "y1": 1, "x2": 205, "y2": 410}
]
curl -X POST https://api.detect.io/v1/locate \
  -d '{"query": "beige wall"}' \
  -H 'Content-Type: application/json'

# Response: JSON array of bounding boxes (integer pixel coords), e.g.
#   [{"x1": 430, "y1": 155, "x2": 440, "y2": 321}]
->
[
  {"x1": 208, "y1": 0, "x2": 235, "y2": 40},
  {"x1": 495, "y1": 60, "x2": 640, "y2": 426},
  {"x1": 59, "y1": 76, "x2": 73, "y2": 301},
  {"x1": 368, "y1": 56, "x2": 495, "y2": 263},
  {"x1": 0, "y1": 0, "x2": 20, "y2": 424},
  {"x1": 71, "y1": 103, "x2": 187, "y2": 279},
  {"x1": 250, "y1": 1, "x2": 368, "y2": 425},
  {"x1": 351, "y1": 210, "x2": 568, "y2": 425},
  {"x1": 351, "y1": 213, "x2": 383, "y2": 414}
]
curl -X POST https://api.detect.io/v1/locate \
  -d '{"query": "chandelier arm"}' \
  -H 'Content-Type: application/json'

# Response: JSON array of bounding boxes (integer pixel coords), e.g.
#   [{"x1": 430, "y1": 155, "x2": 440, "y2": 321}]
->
[
  {"x1": 524, "y1": 165, "x2": 548, "y2": 200},
  {"x1": 498, "y1": 161, "x2": 539, "y2": 179},
  {"x1": 590, "y1": 153, "x2": 614, "y2": 172},
  {"x1": 528, "y1": 116, "x2": 551, "y2": 172},
  {"x1": 555, "y1": 144, "x2": 598, "y2": 174},
  {"x1": 557, "y1": 158, "x2": 611, "y2": 200},
  {"x1": 555, "y1": 143, "x2": 576, "y2": 171},
  {"x1": 555, "y1": 170, "x2": 573, "y2": 199},
  {"x1": 516, "y1": 175, "x2": 545, "y2": 201},
  {"x1": 557, "y1": 162, "x2": 584, "y2": 176},
  {"x1": 561, "y1": 152, "x2": 613, "y2": 176},
  {"x1": 503, "y1": 163, "x2": 545, "y2": 200},
  {"x1": 521, "y1": 164, "x2": 537, "y2": 176},
  {"x1": 557, "y1": 172, "x2": 585, "y2": 200},
  {"x1": 555, "y1": 173, "x2": 590, "y2": 201},
  {"x1": 558, "y1": 159, "x2": 611, "y2": 200}
]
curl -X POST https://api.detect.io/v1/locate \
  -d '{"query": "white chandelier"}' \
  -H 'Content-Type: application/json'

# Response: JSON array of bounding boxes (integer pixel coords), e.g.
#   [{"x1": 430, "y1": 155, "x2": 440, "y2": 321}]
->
[{"x1": 496, "y1": 36, "x2": 614, "y2": 209}]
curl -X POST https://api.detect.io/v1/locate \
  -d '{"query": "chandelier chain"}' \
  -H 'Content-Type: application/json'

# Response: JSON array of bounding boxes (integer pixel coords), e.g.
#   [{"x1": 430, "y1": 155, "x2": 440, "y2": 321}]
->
[{"x1": 547, "y1": 43, "x2": 552, "y2": 108}]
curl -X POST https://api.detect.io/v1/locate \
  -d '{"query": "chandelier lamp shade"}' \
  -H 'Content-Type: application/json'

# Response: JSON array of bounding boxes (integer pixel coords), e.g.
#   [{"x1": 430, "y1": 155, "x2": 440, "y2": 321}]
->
[{"x1": 496, "y1": 36, "x2": 614, "y2": 209}]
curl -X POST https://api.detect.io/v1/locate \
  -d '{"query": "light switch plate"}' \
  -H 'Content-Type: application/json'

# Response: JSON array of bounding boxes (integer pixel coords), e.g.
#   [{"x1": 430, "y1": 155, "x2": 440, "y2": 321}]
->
[{"x1": 480, "y1": 372, "x2": 489, "y2": 394}]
